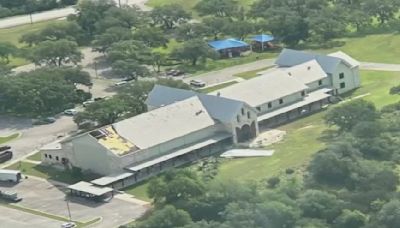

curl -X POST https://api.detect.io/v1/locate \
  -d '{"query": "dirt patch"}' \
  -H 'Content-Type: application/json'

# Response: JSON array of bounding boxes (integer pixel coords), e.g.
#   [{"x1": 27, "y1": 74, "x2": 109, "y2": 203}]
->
[{"x1": 249, "y1": 129, "x2": 286, "y2": 148}]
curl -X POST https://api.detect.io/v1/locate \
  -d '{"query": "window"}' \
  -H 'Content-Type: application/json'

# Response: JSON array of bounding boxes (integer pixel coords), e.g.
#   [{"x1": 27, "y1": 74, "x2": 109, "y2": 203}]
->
[
  {"x1": 318, "y1": 80, "x2": 322, "y2": 86},
  {"x1": 247, "y1": 111, "x2": 251, "y2": 119},
  {"x1": 279, "y1": 99, "x2": 283, "y2": 104},
  {"x1": 49, "y1": 155, "x2": 52, "y2": 159},
  {"x1": 340, "y1": 82, "x2": 346, "y2": 89},
  {"x1": 237, "y1": 115, "x2": 240, "y2": 123},
  {"x1": 268, "y1": 102, "x2": 272, "y2": 108},
  {"x1": 339, "y1": 73, "x2": 344, "y2": 79},
  {"x1": 256, "y1": 106, "x2": 261, "y2": 111},
  {"x1": 241, "y1": 108, "x2": 245, "y2": 115},
  {"x1": 44, "y1": 154, "x2": 48, "y2": 158},
  {"x1": 301, "y1": 91, "x2": 306, "y2": 97},
  {"x1": 56, "y1": 156, "x2": 59, "y2": 161}
]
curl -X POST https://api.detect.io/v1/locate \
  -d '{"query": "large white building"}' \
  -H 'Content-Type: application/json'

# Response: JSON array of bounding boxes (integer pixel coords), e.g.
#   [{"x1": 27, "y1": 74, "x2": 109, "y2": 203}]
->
[{"x1": 41, "y1": 49, "x2": 360, "y2": 189}]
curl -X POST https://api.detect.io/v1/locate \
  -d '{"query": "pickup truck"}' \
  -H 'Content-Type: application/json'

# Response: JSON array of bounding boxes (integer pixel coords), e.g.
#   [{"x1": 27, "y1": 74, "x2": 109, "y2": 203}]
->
[
  {"x1": 0, "y1": 151, "x2": 12, "y2": 163},
  {"x1": 0, "y1": 190, "x2": 22, "y2": 202}
]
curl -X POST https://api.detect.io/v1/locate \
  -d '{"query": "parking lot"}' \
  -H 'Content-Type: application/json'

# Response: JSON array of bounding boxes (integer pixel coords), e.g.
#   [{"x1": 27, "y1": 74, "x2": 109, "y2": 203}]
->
[
  {"x1": 0, "y1": 177, "x2": 149, "y2": 228},
  {"x1": 0, "y1": 206, "x2": 63, "y2": 228}
]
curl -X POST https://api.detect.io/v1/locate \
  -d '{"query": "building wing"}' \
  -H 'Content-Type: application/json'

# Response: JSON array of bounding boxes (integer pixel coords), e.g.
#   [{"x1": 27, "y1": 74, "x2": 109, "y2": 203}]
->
[
  {"x1": 328, "y1": 51, "x2": 360, "y2": 67},
  {"x1": 282, "y1": 60, "x2": 328, "y2": 84}
]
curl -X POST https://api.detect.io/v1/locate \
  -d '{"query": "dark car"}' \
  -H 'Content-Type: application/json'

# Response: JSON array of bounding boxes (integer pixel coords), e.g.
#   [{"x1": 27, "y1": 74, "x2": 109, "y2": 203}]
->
[
  {"x1": 32, "y1": 117, "x2": 56, "y2": 125},
  {"x1": 166, "y1": 69, "x2": 185, "y2": 77},
  {"x1": 0, "y1": 145, "x2": 11, "y2": 152},
  {"x1": 0, "y1": 151, "x2": 12, "y2": 163}
]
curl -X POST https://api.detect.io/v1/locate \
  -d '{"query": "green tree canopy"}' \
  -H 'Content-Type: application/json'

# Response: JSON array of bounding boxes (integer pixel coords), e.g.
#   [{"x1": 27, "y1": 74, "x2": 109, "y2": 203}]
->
[
  {"x1": 171, "y1": 39, "x2": 216, "y2": 66},
  {"x1": 195, "y1": 0, "x2": 239, "y2": 17},
  {"x1": 151, "y1": 4, "x2": 191, "y2": 30}
]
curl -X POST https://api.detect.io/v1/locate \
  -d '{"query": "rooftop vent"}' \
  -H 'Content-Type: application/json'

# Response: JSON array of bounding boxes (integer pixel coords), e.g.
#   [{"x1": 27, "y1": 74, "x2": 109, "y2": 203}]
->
[
  {"x1": 288, "y1": 72, "x2": 292, "y2": 76},
  {"x1": 217, "y1": 92, "x2": 221, "y2": 96},
  {"x1": 307, "y1": 66, "x2": 311, "y2": 70},
  {"x1": 195, "y1": 110, "x2": 203, "y2": 116}
]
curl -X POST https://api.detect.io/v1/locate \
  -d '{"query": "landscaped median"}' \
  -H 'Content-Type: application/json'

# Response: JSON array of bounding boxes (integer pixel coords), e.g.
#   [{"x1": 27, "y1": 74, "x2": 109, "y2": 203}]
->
[
  {"x1": 0, "y1": 133, "x2": 20, "y2": 144},
  {"x1": 0, "y1": 199, "x2": 101, "y2": 228}
]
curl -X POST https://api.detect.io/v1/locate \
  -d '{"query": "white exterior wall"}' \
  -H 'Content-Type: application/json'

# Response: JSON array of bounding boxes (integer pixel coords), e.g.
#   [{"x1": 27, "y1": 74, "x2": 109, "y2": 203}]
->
[
  {"x1": 330, "y1": 62, "x2": 360, "y2": 94},
  {"x1": 119, "y1": 125, "x2": 228, "y2": 167},
  {"x1": 230, "y1": 105, "x2": 259, "y2": 144},
  {"x1": 306, "y1": 78, "x2": 330, "y2": 92},
  {"x1": 256, "y1": 92, "x2": 304, "y2": 115},
  {"x1": 41, "y1": 149, "x2": 66, "y2": 166}
]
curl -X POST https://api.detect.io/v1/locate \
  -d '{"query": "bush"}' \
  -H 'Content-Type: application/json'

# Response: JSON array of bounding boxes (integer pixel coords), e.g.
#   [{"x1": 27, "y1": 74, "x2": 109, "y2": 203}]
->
[
  {"x1": 267, "y1": 176, "x2": 280, "y2": 188},
  {"x1": 285, "y1": 168, "x2": 295, "y2": 175}
]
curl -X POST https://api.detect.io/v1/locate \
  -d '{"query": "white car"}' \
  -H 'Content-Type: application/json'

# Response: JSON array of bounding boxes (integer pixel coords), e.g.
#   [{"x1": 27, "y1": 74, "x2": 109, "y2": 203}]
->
[
  {"x1": 64, "y1": 109, "x2": 78, "y2": 116},
  {"x1": 114, "y1": 81, "x2": 128, "y2": 86},
  {"x1": 190, "y1": 79, "x2": 206, "y2": 87},
  {"x1": 61, "y1": 222, "x2": 76, "y2": 228},
  {"x1": 82, "y1": 100, "x2": 95, "y2": 107}
]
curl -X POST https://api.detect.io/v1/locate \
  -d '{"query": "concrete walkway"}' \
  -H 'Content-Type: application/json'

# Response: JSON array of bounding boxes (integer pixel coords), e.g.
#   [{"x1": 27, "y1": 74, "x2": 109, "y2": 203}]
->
[{"x1": 360, "y1": 62, "x2": 400, "y2": 71}]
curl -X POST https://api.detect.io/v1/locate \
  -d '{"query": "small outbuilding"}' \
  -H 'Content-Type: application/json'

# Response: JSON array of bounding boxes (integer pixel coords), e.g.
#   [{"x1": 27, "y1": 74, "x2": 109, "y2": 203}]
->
[
  {"x1": 208, "y1": 38, "x2": 250, "y2": 58},
  {"x1": 68, "y1": 181, "x2": 114, "y2": 202},
  {"x1": 251, "y1": 34, "x2": 275, "y2": 52}
]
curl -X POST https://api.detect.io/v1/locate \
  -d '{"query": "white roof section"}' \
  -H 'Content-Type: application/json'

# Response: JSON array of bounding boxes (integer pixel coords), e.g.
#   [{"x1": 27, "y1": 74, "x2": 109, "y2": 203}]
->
[
  {"x1": 113, "y1": 96, "x2": 216, "y2": 149},
  {"x1": 0, "y1": 169, "x2": 20, "y2": 175},
  {"x1": 259, "y1": 88, "x2": 332, "y2": 121},
  {"x1": 68, "y1": 181, "x2": 113, "y2": 196},
  {"x1": 215, "y1": 71, "x2": 308, "y2": 107},
  {"x1": 282, "y1": 60, "x2": 327, "y2": 84},
  {"x1": 328, "y1": 51, "x2": 360, "y2": 67},
  {"x1": 127, "y1": 133, "x2": 231, "y2": 172},
  {"x1": 90, "y1": 173, "x2": 133, "y2": 186},
  {"x1": 41, "y1": 142, "x2": 62, "y2": 150}
]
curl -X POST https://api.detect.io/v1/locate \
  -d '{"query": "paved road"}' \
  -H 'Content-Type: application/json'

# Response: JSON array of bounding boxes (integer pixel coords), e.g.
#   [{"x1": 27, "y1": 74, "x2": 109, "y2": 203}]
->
[
  {"x1": 0, "y1": 177, "x2": 148, "y2": 228},
  {"x1": 0, "y1": 206, "x2": 63, "y2": 228},
  {"x1": 183, "y1": 58, "x2": 276, "y2": 86},
  {"x1": 360, "y1": 62, "x2": 400, "y2": 71}
]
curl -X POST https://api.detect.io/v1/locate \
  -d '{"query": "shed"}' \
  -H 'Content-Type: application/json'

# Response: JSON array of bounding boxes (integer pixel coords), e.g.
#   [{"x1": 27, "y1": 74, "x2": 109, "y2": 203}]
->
[
  {"x1": 208, "y1": 39, "x2": 250, "y2": 58},
  {"x1": 251, "y1": 34, "x2": 275, "y2": 52},
  {"x1": 68, "y1": 181, "x2": 113, "y2": 201}
]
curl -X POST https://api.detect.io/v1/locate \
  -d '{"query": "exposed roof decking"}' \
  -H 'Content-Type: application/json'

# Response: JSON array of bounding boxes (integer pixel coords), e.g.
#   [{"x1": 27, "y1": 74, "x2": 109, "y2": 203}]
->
[
  {"x1": 97, "y1": 126, "x2": 138, "y2": 156},
  {"x1": 214, "y1": 71, "x2": 308, "y2": 107},
  {"x1": 114, "y1": 96, "x2": 216, "y2": 150}
]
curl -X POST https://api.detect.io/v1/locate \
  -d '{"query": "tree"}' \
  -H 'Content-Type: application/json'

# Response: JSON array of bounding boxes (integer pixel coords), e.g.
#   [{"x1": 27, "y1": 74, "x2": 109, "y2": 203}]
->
[
  {"x1": 378, "y1": 200, "x2": 400, "y2": 228},
  {"x1": 0, "y1": 68, "x2": 90, "y2": 116},
  {"x1": 298, "y1": 190, "x2": 343, "y2": 222},
  {"x1": 325, "y1": 99, "x2": 379, "y2": 131},
  {"x1": 92, "y1": 27, "x2": 133, "y2": 53},
  {"x1": 334, "y1": 209, "x2": 367, "y2": 228},
  {"x1": 203, "y1": 17, "x2": 230, "y2": 40},
  {"x1": 134, "y1": 205, "x2": 192, "y2": 228},
  {"x1": 224, "y1": 20, "x2": 254, "y2": 40},
  {"x1": 171, "y1": 39, "x2": 216, "y2": 66},
  {"x1": 107, "y1": 40, "x2": 152, "y2": 64},
  {"x1": 195, "y1": 0, "x2": 239, "y2": 17},
  {"x1": 0, "y1": 42, "x2": 16, "y2": 64},
  {"x1": 29, "y1": 39, "x2": 82, "y2": 67},
  {"x1": 307, "y1": 7, "x2": 346, "y2": 43},
  {"x1": 352, "y1": 121, "x2": 383, "y2": 139},
  {"x1": 151, "y1": 51, "x2": 167, "y2": 73},
  {"x1": 175, "y1": 23, "x2": 209, "y2": 41},
  {"x1": 133, "y1": 27, "x2": 169, "y2": 48},
  {"x1": 363, "y1": 0, "x2": 400, "y2": 25},
  {"x1": 112, "y1": 59, "x2": 150, "y2": 79},
  {"x1": 19, "y1": 21, "x2": 85, "y2": 46},
  {"x1": 95, "y1": 5, "x2": 147, "y2": 33},
  {"x1": 151, "y1": 4, "x2": 191, "y2": 30}
]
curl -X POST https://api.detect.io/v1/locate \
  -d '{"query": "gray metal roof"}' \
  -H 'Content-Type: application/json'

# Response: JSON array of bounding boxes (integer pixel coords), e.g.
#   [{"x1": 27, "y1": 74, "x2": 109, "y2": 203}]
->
[
  {"x1": 146, "y1": 85, "x2": 247, "y2": 123},
  {"x1": 68, "y1": 181, "x2": 113, "y2": 196},
  {"x1": 275, "y1": 49, "x2": 344, "y2": 74}
]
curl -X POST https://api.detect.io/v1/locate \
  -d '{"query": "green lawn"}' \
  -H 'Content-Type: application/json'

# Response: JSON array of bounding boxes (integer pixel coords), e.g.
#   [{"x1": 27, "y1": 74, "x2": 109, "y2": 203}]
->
[
  {"x1": 0, "y1": 20, "x2": 57, "y2": 66},
  {"x1": 234, "y1": 66, "x2": 274, "y2": 80},
  {"x1": 26, "y1": 152, "x2": 42, "y2": 161},
  {"x1": 123, "y1": 181, "x2": 151, "y2": 202},
  {"x1": 5, "y1": 161, "x2": 99, "y2": 184},
  {"x1": 199, "y1": 81, "x2": 238, "y2": 93},
  {"x1": 0, "y1": 133, "x2": 19, "y2": 144},
  {"x1": 319, "y1": 33, "x2": 400, "y2": 64}
]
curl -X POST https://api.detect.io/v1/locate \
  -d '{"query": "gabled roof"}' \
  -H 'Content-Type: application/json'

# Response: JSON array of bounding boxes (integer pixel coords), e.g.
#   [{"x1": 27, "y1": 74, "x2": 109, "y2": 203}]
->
[
  {"x1": 251, "y1": 34, "x2": 274, "y2": 43},
  {"x1": 275, "y1": 49, "x2": 350, "y2": 74},
  {"x1": 282, "y1": 60, "x2": 327, "y2": 85},
  {"x1": 114, "y1": 96, "x2": 215, "y2": 149},
  {"x1": 328, "y1": 51, "x2": 360, "y2": 67},
  {"x1": 146, "y1": 85, "x2": 247, "y2": 123},
  {"x1": 214, "y1": 70, "x2": 308, "y2": 107},
  {"x1": 208, "y1": 38, "x2": 249, "y2": 51}
]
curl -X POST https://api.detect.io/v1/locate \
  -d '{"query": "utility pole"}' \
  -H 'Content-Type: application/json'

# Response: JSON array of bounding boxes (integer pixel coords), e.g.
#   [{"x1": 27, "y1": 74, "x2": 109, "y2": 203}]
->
[
  {"x1": 118, "y1": 0, "x2": 121, "y2": 8},
  {"x1": 66, "y1": 200, "x2": 72, "y2": 221}
]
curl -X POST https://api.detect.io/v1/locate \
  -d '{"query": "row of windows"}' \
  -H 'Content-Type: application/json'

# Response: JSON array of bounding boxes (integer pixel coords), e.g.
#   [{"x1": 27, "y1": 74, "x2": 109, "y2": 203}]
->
[
  {"x1": 237, "y1": 109, "x2": 252, "y2": 122},
  {"x1": 44, "y1": 153, "x2": 59, "y2": 161}
]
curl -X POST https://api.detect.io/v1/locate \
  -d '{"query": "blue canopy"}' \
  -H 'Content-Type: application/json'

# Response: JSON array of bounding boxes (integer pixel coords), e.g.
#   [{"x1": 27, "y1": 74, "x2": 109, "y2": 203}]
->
[
  {"x1": 208, "y1": 39, "x2": 249, "y2": 51},
  {"x1": 251, "y1": 34, "x2": 274, "y2": 43}
]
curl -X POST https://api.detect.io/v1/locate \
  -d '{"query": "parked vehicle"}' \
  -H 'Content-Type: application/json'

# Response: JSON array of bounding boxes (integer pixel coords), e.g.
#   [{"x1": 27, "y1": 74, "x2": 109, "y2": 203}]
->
[
  {"x1": 0, "y1": 190, "x2": 22, "y2": 202},
  {"x1": 0, "y1": 151, "x2": 12, "y2": 163},
  {"x1": 82, "y1": 100, "x2": 95, "y2": 107},
  {"x1": 190, "y1": 79, "x2": 206, "y2": 87},
  {"x1": 122, "y1": 77, "x2": 135, "y2": 82},
  {"x1": 166, "y1": 69, "x2": 185, "y2": 77},
  {"x1": 0, "y1": 145, "x2": 11, "y2": 152},
  {"x1": 64, "y1": 109, "x2": 78, "y2": 116},
  {"x1": 61, "y1": 222, "x2": 76, "y2": 228},
  {"x1": 0, "y1": 169, "x2": 21, "y2": 182},
  {"x1": 32, "y1": 117, "x2": 56, "y2": 125},
  {"x1": 114, "y1": 81, "x2": 128, "y2": 86},
  {"x1": 94, "y1": 96, "x2": 106, "y2": 101}
]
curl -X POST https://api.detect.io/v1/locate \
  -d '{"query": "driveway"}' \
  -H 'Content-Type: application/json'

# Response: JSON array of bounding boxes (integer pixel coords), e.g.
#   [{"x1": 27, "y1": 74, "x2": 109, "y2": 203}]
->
[
  {"x1": 0, "y1": 206, "x2": 63, "y2": 228},
  {"x1": 360, "y1": 62, "x2": 400, "y2": 71},
  {"x1": 183, "y1": 59, "x2": 276, "y2": 86},
  {"x1": 0, "y1": 177, "x2": 149, "y2": 228}
]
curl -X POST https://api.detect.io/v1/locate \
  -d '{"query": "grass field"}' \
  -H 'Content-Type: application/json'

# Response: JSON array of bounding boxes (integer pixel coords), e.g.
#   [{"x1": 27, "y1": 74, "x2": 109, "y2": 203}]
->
[
  {"x1": 6, "y1": 161, "x2": 99, "y2": 184},
  {"x1": 0, "y1": 133, "x2": 19, "y2": 144},
  {"x1": 0, "y1": 20, "x2": 57, "y2": 66},
  {"x1": 26, "y1": 152, "x2": 42, "y2": 161}
]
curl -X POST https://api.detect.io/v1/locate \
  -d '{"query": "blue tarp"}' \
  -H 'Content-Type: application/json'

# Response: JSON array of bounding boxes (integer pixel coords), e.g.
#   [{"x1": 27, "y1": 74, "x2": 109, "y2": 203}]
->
[
  {"x1": 251, "y1": 34, "x2": 274, "y2": 43},
  {"x1": 208, "y1": 39, "x2": 249, "y2": 51}
]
